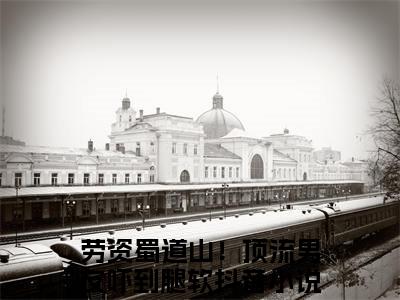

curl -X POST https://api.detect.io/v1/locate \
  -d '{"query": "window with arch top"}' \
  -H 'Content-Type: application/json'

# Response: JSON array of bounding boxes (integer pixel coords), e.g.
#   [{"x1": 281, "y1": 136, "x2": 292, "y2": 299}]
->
[
  {"x1": 250, "y1": 154, "x2": 264, "y2": 179},
  {"x1": 180, "y1": 170, "x2": 190, "y2": 183}
]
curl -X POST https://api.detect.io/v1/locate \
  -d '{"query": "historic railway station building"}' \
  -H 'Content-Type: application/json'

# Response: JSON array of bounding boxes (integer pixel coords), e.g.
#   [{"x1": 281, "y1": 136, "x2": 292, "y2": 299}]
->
[{"x1": 0, "y1": 90, "x2": 367, "y2": 232}]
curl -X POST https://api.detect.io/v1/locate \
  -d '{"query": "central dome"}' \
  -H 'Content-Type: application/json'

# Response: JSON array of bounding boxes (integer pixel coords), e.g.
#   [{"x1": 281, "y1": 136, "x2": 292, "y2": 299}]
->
[{"x1": 196, "y1": 92, "x2": 245, "y2": 139}]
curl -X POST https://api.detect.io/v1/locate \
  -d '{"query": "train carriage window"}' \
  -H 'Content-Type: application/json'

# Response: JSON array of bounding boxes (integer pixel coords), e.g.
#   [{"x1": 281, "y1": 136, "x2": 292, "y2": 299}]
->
[
  {"x1": 241, "y1": 245, "x2": 247, "y2": 263},
  {"x1": 345, "y1": 220, "x2": 350, "y2": 230}
]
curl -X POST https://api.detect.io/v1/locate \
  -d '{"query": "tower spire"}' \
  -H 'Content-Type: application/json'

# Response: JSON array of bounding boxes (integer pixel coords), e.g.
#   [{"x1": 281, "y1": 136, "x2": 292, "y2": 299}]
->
[
  {"x1": 2, "y1": 105, "x2": 5, "y2": 137},
  {"x1": 216, "y1": 74, "x2": 219, "y2": 93}
]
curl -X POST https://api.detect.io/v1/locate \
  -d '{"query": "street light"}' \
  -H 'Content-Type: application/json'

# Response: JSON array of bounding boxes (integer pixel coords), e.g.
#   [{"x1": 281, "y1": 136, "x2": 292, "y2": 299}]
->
[
  {"x1": 282, "y1": 190, "x2": 286, "y2": 209},
  {"x1": 346, "y1": 188, "x2": 351, "y2": 201},
  {"x1": 205, "y1": 188, "x2": 215, "y2": 221},
  {"x1": 222, "y1": 183, "x2": 229, "y2": 218},
  {"x1": 274, "y1": 193, "x2": 279, "y2": 209},
  {"x1": 65, "y1": 200, "x2": 76, "y2": 240},
  {"x1": 14, "y1": 184, "x2": 21, "y2": 246},
  {"x1": 137, "y1": 203, "x2": 150, "y2": 230}
]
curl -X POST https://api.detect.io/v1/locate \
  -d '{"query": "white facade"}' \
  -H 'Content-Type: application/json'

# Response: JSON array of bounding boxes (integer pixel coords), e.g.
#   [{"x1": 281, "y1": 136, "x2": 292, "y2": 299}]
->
[
  {"x1": 264, "y1": 129, "x2": 313, "y2": 181},
  {"x1": 0, "y1": 143, "x2": 151, "y2": 187},
  {"x1": 109, "y1": 108, "x2": 205, "y2": 184}
]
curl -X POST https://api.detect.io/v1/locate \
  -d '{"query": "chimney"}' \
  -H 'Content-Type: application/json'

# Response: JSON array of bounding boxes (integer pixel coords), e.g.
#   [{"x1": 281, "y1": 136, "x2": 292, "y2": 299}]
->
[
  {"x1": 105, "y1": 143, "x2": 110, "y2": 151},
  {"x1": 139, "y1": 109, "x2": 144, "y2": 121},
  {"x1": 156, "y1": 107, "x2": 160, "y2": 114},
  {"x1": 88, "y1": 140, "x2": 93, "y2": 152}
]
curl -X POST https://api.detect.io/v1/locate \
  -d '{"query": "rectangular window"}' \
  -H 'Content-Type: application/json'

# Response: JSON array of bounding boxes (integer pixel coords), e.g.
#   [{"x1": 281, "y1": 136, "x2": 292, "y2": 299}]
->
[
  {"x1": 125, "y1": 173, "x2": 130, "y2": 184},
  {"x1": 194, "y1": 144, "x2": 198, "y2": 155},
  {"x1": 0, "y1": 173, "x2": 2, "y2": 186},
  {"x1": 111, "y1": 199, "x2": 119, "y2": 214},
  {"x1": 213, "y1": 166, "x2": 217, "y2": 178},
  {"x1": 136, "y1": 142, "x2": 141, "y2": 156},
  {"x1": 112, "y1": 173, "x2": 117, "y2": 184},
  {"x1": 51, "y1": 173, "x2": 58, "y2": 186},
  {"x1": 172, "y1": 142, "x2": 176, "y2": 154},
  {"x1": 98, "y1": 173, "x2": 104, "y2": 184},
  {"x1": 229, "y1": 167, "x2": 232, "y2": 178},
  {"x1": 205, "y1": 167, "x2": 209, "y2": 178},
  {"x1": 137, "y1": 173, "x2": 142, "y2": 183},
  {"x1": 84, "y1": 173, "x2": 90, "y2": 185},
  {"x1": 125, "y1": 198, "x2": 131, "y2": 211},
  {"x1": 68, "y1": 173, "x2": 74, "y2": 185},
  {"x1": 229, "y1": 193, "x2": 233, "y2": 203},
  {"x1": 82, "y1": 200, "x2": 91, "y2": 216},
  {"x1": 183, "y1": 143, "x2": 188, "y2": 155},
  {"x1": 236, "y1": 167, "x2": 239, "y2": 178},
  {"x1": 150, "y1": 174, "x2": 155, "y2": 183},
  {"x1": 34, "y1": 173, "x2": 41, "y2": 186},
  {"x1": 221, "y1": 167, "x2": 225, "y2": 179},
  {"x1": 15, "y1": 173, "x2": 22, "y2": 187}
]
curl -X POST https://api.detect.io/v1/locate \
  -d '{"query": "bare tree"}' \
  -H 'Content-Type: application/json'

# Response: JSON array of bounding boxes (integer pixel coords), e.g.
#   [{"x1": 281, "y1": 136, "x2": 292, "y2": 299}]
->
[{"x1": 369, "y1": 78, "x2": 400, "y2": 193}]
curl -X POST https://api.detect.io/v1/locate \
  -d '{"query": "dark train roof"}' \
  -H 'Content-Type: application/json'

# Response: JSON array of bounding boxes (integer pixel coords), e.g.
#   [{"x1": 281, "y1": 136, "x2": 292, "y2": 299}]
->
[{"x1": 0, "y1": 244, "x2": 63, "y2": 282}]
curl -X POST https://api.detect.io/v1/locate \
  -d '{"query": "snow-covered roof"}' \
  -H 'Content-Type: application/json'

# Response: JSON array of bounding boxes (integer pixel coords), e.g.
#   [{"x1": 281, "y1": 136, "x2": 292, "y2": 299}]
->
[
  {"x1": 316, "y1": 195, "x2": 394, "y2": 216},
  {"x1": 204, "y1": 143, "x2": 241, "y2": 160},
  {"x1": 0, "y1": 244, "x2": 63, "y2": 282},
  {"x1": 0, "y1": 144, "x2": 138, "y2": 158},
  {"x1": 221, "y1": 128, "x2": 264, "y2": 140},
  {"x1": 0, "y1": 180, "x2": 363, "y2": 199},
  {"x1": 51, "y1": 207, "x2": 326, "y2": 265},
  {"x1": 273, "y1": 149, "x2": 297, "y2": 163}
]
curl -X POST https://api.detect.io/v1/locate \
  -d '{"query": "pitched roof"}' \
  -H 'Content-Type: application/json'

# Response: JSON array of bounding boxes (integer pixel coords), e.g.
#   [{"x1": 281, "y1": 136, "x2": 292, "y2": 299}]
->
[
  {"x1": 204, "y1": 143, "x2": 241, "y2": 160},
  {"x1": 221, "y1": 128, "x2": 262, "y2": 139},
  {"x1": 273, "y1": 149, "x2": 297, "y2": 162}
]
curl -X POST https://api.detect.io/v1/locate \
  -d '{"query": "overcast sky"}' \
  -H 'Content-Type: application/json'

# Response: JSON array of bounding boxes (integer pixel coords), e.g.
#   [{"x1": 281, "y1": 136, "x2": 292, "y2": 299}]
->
[{"x1": 1, "y1": 0, "x2": 399, "y2": 160}]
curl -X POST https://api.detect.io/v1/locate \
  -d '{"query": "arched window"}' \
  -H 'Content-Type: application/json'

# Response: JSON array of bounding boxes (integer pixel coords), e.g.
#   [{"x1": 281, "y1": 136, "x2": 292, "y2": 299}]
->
[
  {"x1": 180, "y1": 170, "x2": 190, "y2": 183},
  {"x1": 250, "y1": 154, "x2": 264, "y2": 179},
  {"x1": 303, "y1": 172, "x2": 307, "y2": 181}
]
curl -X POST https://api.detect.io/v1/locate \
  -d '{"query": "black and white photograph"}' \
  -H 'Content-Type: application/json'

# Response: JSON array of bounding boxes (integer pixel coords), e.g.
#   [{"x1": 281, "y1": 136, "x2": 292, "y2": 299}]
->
[{"x1": 0, "y1": 0, "x2": 399, "y2": 299}]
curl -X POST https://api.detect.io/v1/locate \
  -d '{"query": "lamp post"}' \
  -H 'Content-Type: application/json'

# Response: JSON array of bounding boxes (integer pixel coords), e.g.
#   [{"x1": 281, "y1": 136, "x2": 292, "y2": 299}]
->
[
  {"x1": 205, "y1": 188, "x2": 215, "y2": 221},
  {"x1": 275, "y1": 193, "x2": 279, "y2": 209},
  {"x1": 65, "y1": 200, "x2": 76, "y2": 240},
  {"x1": 282, "y1": 189, "x2": 286, "y2": 209},
  {"x1": 346, "y1": 188, "x2": 351, "y2": 201},
  {"x1": 14, "y1": 184, "x2": 21, "y2": 246},
  {"x1": 222, "y1": 183, "x2": 229, "y2": 218},
  {"x1": 137, "y1": 203, "x2": 150, "y2": 230}
]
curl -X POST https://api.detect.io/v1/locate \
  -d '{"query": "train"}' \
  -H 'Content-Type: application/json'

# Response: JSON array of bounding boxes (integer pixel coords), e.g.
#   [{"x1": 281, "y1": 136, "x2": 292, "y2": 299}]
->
[{"x1": 0, "y1": 195, "x2": 399, "y2": 299}]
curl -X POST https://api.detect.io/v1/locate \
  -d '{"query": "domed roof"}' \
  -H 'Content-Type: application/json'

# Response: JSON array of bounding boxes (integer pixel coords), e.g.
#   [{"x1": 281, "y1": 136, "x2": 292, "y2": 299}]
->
[{"x1": 196, "y1": 92, "x2": 245, "y2": 139}]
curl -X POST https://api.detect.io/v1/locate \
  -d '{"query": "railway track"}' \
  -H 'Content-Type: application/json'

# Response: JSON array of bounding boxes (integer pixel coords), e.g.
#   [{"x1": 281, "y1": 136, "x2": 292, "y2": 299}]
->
[{"x1": 0, "y1": 192, "x2": 383, "y2": 245}]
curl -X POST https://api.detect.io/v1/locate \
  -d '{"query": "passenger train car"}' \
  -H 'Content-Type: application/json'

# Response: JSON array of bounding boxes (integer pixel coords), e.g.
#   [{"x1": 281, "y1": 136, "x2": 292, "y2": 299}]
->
[
  {"x1": 0, "y1": 244, "x2": 64, "y2": 299},
  {"x1": 0, "y1": 196, "x2": 398, "y2": 299}
]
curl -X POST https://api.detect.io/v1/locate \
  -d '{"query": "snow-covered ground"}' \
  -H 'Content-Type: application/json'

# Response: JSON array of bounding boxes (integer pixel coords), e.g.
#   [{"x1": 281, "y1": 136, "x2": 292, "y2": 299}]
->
[
  {"x1": 376, "y1": 280, "x2": 400, "y2": 300},
  {"x1": 256, "y1": 236, "x2": 400, "y2": 300}
]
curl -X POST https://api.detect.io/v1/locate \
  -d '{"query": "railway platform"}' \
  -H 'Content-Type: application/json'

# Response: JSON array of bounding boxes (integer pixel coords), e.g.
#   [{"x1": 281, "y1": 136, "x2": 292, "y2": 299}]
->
[{"x1": 0, "y1": 193, "x2": 382, "y2": 244}]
